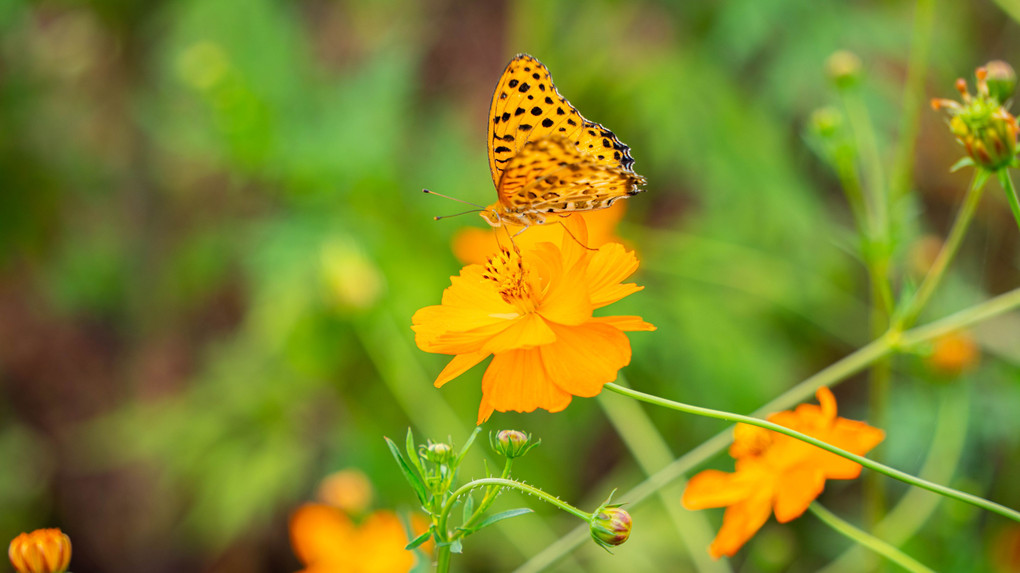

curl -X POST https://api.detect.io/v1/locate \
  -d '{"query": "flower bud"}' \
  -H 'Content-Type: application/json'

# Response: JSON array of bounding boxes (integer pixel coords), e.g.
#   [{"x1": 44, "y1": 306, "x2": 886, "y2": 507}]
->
[
  {"x1": 590, "y1": 506, "x2": 632, "y2": 550},
  {"x1": 826, "y1": 50, "x2": 862, "y2": 90},
  {"x1": 933, "y1": 64, "x2": 1019, "y2": 171},
  {"x1": 491, "y1": 430, "x2": 538, "y2": 459},
  {"x1": 809, "y1": 106, "x2": 844, "y2": 139},
  {"x1": 984, "y1": 60, "x2": 1016, "y2": 105},
  {"x1": 8, "y1": 529, "x2": 71, "y2": 573},
  {"x1": 423, "y1": 442, "x2": 453, "y2": 464}
]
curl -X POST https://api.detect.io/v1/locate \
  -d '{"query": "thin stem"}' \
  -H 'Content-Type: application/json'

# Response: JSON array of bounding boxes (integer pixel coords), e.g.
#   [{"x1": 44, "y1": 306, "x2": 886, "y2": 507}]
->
[
  {"x1": 515, "y1": 289, "x2": 1020, "y2": 572},
  {"x1": 597, "y1": 381, "x2": 731, "y2": 573},
  {"x1": 997, "y1": 168, "x2": 1020, "y2": 233},
  {"x1": 440, "y1": 478, "x2": 590, "y2": 535},
  {"x1": 890, "y1": 0, "x2": 935, "y2": 203},
  {"x1": 808, "y1": 503, "x2": 936, "y2": 573},
  {"x1": 460, "y1": 460, "x2": 515, "y2": 532},
  {"x1": 898, "y1": 170, "x2": 989, "y2": 328},
  {"x1": 435, "y1": 546, "x2": 452, "y2": 573},
  {"x1": 603, "y1": 382, "x2": 1020, "y2": 523}
]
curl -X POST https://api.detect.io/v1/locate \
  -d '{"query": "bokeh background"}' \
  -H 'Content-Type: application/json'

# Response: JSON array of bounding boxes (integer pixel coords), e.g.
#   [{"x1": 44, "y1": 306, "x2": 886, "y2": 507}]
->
[{"x1": 3, "y1": 0, "x2": 1020, "y2": 571}]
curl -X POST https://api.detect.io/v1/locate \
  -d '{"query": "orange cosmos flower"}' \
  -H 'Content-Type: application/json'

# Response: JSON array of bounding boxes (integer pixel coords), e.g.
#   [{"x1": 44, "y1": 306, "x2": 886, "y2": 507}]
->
[
  {"x1": 452, "y1": 204, "x2": 627, "y2": 265},
  {"x1": 682, "y1": 387, "x2": 884, "y2": 559},
  {"x1": 413, "y1": 216, "x2": 655, "y2": 424},
  {"x1": 8, "y1": 528, "x2": 71, "y2": 573},
  {"x1": 289, "y1": 504, "x2": 428, "y2": 573}
]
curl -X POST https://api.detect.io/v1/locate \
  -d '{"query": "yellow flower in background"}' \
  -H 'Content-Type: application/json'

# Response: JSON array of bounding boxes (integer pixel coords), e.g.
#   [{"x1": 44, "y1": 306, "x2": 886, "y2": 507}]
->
[
  {"x1": 8, "y1": 528, "x2": 71, "y2": 573},
  {"x1": 412, "y1": 216, "x2": 655, "y2": 424},
  {"x1": 452, "y1": 203, "x2": 628, "y2": 265},
  {"x1": 289, "y1": 504, "x2": 427, "y2": 573},
  {"x1": 682, "y1": 388, "x2": 884, "y2": 559}
]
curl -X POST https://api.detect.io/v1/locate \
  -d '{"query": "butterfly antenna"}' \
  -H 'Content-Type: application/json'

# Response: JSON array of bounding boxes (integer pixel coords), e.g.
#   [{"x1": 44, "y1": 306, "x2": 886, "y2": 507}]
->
[
  {"x1": 557, "y1": 221, "x2": 597, "y2": 251},
  {"x1": 433, "y1": 208, "x2": 485, "y2": 221},
  {"x1": 423, "y1": 189, "x2": 487, "y2": 209}
]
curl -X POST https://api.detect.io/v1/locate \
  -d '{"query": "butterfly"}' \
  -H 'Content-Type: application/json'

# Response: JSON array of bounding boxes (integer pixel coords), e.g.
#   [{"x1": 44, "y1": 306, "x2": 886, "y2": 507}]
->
[{"x1": 479, "y1": 54, "x2": 646, "y2": 229}]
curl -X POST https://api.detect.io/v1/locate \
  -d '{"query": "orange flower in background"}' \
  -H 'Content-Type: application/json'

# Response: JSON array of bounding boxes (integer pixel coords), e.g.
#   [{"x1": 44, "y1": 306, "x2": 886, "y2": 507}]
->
[
  {"x1": 927, "y1": 331, "x2": 980, "y2": 376},
  {"x1": 317, "y1": 468, "x2": 374, "y2": 516},
  {"x1": 290, "y1": 504, "x2": 427, "y2": 573},
  {"x1": 452, "y1": 203, "x2": 628, "y2": 265},
  {"x1": 412, "y1": 216, "x2": 655, "y2": 424},
  {"x1": 682, "y1": 388, "x2": 884, "y2": 559},
  {"x1": 8, "y1": 528, "x2": 71, "y2": 573}
]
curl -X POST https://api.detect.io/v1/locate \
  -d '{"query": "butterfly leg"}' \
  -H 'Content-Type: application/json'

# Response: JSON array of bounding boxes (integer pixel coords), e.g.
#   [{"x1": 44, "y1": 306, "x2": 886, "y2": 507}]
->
[{"x1": 557, "y1": 220, "x2": 597, "y2": 251}]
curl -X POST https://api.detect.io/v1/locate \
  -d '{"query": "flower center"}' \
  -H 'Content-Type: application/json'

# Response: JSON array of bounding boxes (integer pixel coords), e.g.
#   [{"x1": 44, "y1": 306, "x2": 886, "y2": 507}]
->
[
  {"x1": 730, "y1": 423, "x2": 775, "y2": 458},
  {"x1": 482, "y1": 248, "x2": 537, "y2": 313}
]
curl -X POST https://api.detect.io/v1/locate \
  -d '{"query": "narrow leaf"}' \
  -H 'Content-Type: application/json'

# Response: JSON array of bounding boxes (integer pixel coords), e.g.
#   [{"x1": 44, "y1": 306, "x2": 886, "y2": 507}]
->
[
  {"x1": 467, "y1": 508, "x2": 534, "y2": 533},
  {"x1": 405, "y1": 428, "x2": 425, "y2": 475},
  {"x1": 462, "y1": 494, "x2": 475, "y2": 523},
  {"x1": 385, "y1": 436, "x2": 427, "y2": 504},
  {"x1": 405, "y1": 529, "x2": 433, "y2": 550}
]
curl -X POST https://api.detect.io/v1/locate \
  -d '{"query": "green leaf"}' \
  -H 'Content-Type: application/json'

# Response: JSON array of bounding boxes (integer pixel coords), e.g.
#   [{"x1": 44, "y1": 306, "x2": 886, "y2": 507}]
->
[
  {"x1": 461, "y1": 493, "x2": 475, "y2": 523},
  {"x1": 455, "y1": 427, "x2": 482, "y2": 466},
  {"x1": 385, "y1": 436, "x2": 427, "y2": 504},
  {"x1": 405, "y1": 428, "x2": 425, "y2": 476},
  {"x1": 405, "y1": 528, "x2": 433, "y2": 550},
  {"x1": 464, "y1": 508, "x2": 534, "y2": 534},
  {"x1": 450, "y1": 538, "x2": 463, "y2": 554},
  {"x1": 950, "y1": 157, "x2": 975, "y2": 172}
]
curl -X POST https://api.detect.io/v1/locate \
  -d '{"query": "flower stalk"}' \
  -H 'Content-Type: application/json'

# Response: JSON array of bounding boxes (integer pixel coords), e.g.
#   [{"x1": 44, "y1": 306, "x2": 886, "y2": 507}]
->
[
  {"x1": 603, "y1": 382, "x2": 1020, "y2": 524},
  {"x1": 808, "y1": 503, "x2": 936, "y2": 573}
]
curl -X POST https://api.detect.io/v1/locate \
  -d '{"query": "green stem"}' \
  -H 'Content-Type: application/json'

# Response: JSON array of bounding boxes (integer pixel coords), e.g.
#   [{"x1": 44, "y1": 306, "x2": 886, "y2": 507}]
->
[
  {"x1": 808, "y1": 504, "x2": 936, "y2": 573},
  {"x1": 997, "y1": 168, "x2": 1020, "y2": 233},
  {"x1": 602, "y1": 382, "x2": 1020, "y2": 523},
  {"x1": 514, "y1": 288, "x2": 1020, "y2": 572},
  {"x1": 435, "y1": 546, "x2": 452, "y2": 573},
  {"x1": 460, "y1": 460, "x2": 514, "y2": 532},
  {"x1": 439, "y1": 478, "x2": 591, "y2": 536},
  {"x1": 898, "y1": 170, "x2": 989, "y2": 328},
  {"x1": 890, "y1": 0, "x2": 935, "y2": 203},
  {"x1": 597, "y1": 380, "x2": 731, "y2": 573}
]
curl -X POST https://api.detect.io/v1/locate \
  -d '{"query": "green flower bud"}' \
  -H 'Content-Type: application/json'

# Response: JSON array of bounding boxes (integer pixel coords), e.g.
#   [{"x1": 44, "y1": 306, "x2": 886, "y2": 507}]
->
[
  {"x1": 809, "y1": 106, "x2": 844, "y2": 139},
  {"x1": 424, "y1": 442, "x2": 453, "y2": 464},
  {"x1": 590, "y1": 506, "x2": 632, "y2": 551},
  {"x1": 984, "y1": 60, "x2": 1016, "y2": 105},
  {"x1": 490, "y1": 430, "x2": 539, "y2": 459},
  {"x1": 826, "y1": 50, "x2": 862, "y2": 90}
]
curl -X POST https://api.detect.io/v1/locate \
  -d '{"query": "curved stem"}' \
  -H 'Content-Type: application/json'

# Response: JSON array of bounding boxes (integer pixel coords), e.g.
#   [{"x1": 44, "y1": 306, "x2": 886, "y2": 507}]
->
[
  {"x1": 996, "y1": 168, "x2": 1020, "y2": 233},
  {"x1": 603, "y1": 382, "x2": 1020, "y2": 523},
  {"x1": 439, "y1": 478, "x2": 590, "y2": 538},
  {"x1": 515, "y1": 289, "x2": 1020, "y2": 572},
  {"x1": 808, "y1": 503, "x2": 935, "y2": 573},
  {"x1": 435, "y1": 546, "x2": 452, "y2": 573},
  {"x1": 898, "y1": 170, "x2": 989, "y2": 328}
]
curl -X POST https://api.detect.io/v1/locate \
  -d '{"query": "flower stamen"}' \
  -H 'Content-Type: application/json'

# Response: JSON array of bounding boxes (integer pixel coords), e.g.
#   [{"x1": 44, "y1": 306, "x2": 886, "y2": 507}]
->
[{"x1": 482, "y1": 248, "x2": 537, "y2": 312}]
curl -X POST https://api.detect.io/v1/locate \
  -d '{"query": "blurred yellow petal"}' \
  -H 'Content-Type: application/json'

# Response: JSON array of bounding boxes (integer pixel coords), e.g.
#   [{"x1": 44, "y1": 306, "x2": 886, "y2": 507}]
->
[{"x1": 290, "y1": 504, "x2": 355, "y2": 567}]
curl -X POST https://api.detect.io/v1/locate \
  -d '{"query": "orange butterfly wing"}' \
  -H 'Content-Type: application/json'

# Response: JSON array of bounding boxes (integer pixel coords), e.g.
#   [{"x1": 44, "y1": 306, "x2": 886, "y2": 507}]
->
[{"x1": 486, "y1": 54, "x2": 645, "y2": 214}]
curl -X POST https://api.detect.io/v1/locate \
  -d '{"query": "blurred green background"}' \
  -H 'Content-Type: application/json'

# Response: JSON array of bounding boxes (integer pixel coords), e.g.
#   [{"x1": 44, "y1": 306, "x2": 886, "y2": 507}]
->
[{"x1": 3, "y1": 0, "x2": 1020, "y2": 571}]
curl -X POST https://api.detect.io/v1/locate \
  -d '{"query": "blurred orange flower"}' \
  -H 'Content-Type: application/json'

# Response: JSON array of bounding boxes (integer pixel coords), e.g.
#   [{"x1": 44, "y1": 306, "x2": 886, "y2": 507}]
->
[
  {"x1": 289, "y1": 504, "x2": 427, "y2": 573},
  {"x1": 8, "y1": 528, "x2": 71, "y2": 573},
  {"x1": 451, "y1": 203, "x2": 628, "y2": 265},
  {"x1": 927, "y1": 331, "x2": 980, "y2": 376},
  {"x1": 412, "y1": 216, "x2": 655, "y2": 424},
  {"x1": 316, "y1": 468, "x2": 374, "y2": 516},
  {"x1": 682, "y1": 388, "x2": 884, "y2": 559}
]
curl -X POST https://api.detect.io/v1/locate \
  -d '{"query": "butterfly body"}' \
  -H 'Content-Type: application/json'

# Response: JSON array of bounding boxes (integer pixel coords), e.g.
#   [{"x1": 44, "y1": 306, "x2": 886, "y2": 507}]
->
[{"x1": 482, "y1": 54, "x2": 646, "y2": 229}]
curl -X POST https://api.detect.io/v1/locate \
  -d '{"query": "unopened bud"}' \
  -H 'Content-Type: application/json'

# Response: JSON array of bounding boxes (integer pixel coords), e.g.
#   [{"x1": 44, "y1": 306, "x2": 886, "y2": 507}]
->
[
  {"x1": 8, "y1": 529, "x2": 71, "y2": 573},
  {"x1": 491, "y1": 430, "x2": 538, "y2": 459},
  {"x1": 590, "y1": 506, "x2": 632, "y2": 550},
  {"x1": 984, "y1": 60, "x2": 1016, "y2": 105},
  {"x1": 810, "y1": 107, "x2": 843, "y2": 138},
  {"x1": 827, "y1": 50, "x2": 862, "y2": 90},
  {"x1": 424, "y1": 442, "x2": 453, "y2": 464}
]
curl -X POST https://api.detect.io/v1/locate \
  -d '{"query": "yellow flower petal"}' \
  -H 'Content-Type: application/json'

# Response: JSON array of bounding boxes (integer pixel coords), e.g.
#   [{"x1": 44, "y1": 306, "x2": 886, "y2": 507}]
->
[
  {"x1": 434, "y1": 351, "x2": 490, "y2": 388},
  {"x1": 539, "y1": 322, "x2": 631, "y2": 398},
  {"x1": 289, "y1": 504, "x2": 355, "y2": 566},
  {"x1": 589, "y1": 315, "x2": 657, "y2": 332},
  {"x1": 478, "y1": 348, "x2": 573, "y2": 423},
  {"x1": 708, "y1": 489, "x2": 773, "y2": 559},
  {"x1": 586, "y1": 243, "x2": 642, "y2": 308},
  {"x1": 772, "y1": 465, "x2": 825, "y2": 522}
]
